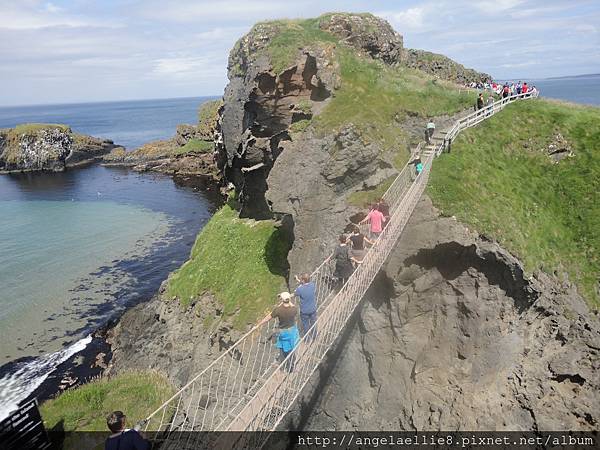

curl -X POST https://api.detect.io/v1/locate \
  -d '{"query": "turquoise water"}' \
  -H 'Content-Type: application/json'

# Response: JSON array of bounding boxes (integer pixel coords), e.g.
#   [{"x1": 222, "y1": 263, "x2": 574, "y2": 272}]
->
[
  {"x1": 0, "y1": 200, "x2": 170, "y2": 362},
  {"x1": 0, "y1": 164, "x2": 218, "y2": 420}
]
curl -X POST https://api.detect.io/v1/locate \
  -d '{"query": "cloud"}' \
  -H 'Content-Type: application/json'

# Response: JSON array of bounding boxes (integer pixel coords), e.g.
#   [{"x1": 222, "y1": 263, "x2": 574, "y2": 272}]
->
[
  {"x1": 0, "y1": 1, "x2": 99, "y2": 30},
  {"x1": 499, "y1": 60, "x2": 540, "y2": 68},
  {"x1": 152, "y1": 56, "x2": 223, "y2": 78},
  {"x1": 1, "y1": 0, "x2": 599, "y2": 105},
  {"x1": 44, "y1": 2, "x2": 63, "y2": 14},
  {"x1": 378, "y1": 6, "x2": 428, "y2": 32},
  {"x1": 573, "y1": 24, "x2": 597, "y2": 33},
  {"x1": 473, "y1": 0, "x2": 523, "y2": 14},
  {"x1": 136, "y1": 0, "x2": 292, "y2": 23}
]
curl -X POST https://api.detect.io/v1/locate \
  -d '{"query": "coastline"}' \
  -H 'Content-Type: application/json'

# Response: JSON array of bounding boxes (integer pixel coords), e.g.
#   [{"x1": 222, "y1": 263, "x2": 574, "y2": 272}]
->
[
  {"x1": 0, "y1": 169, "x2": 223, "y2": 420},
  {"x1": 0, "y1": 156, "x2": 104, "y2": 175}
]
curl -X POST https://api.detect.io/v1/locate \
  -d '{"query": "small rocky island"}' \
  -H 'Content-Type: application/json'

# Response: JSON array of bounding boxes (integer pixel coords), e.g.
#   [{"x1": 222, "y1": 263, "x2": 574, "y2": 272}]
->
[
  {"x1": 0, "y1": 123, "x2": 121, "y2": 173},
  {"x1": 102, "y1": 100, "x2": 221, "y2": 180}
]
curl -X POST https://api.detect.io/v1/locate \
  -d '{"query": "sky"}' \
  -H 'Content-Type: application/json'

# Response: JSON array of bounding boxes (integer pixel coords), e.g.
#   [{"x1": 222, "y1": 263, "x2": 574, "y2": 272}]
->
[{"x1": 0, "y1": 0, "x2": 599, "y2": 106}]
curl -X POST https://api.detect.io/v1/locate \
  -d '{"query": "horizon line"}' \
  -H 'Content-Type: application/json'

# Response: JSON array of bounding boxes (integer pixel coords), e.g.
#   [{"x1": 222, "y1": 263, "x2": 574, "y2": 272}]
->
[{"x1": 0, "y1": 94, "x2": 222, "y2": 110}]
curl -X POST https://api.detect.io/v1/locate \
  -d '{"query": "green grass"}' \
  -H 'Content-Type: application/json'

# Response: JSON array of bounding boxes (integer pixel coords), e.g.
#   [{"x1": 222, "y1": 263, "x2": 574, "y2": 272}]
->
[
  {"x1": 348, "y1": 175, "x2": 396, "y2": 208},
  {"x1": 166, "y1": 203, "x2": 290, "y2": 328},
  {"x1": 197, "y1": 99, "x2": 222, "y2": 138},
  {"x1": 256, "y1": 18, "x2": 338, "y2": 74},
  {"x1": 295, "y1": 99, "x2": 313, "y2": 114},
  {"x1": 313, "y1": 48, "x2": 474, "y2": 166},
  {"x1": 289, "y1": 119, "x2": 311, "y2": 133},
  {"x1": 174, "y1": 138, "x2": 214, "y2": 155},
  {"x1": 428, "y1": 99, "x2": 600, "y2": 307},
  {"x1": 13, "y1": 123, "x2": 70, "y2": 134},
  {"x1": 39, "y1": 371, "x2": 174, "y2": 448}
]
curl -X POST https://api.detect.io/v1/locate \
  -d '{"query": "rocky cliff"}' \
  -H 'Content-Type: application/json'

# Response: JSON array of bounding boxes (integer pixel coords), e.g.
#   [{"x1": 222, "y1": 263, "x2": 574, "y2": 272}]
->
[
  {"x1": 292, "y1": 196, "x2": 599, "y2": 431},
  {"x1": 404, "y1": 49, "x2": 492, "y2": 84},
  {"x1": 0, "y1": 124, "x2": 120, "y2": 173},
  {"x1": 216, "y1": 12, "x2": 484, "y2": 276}
]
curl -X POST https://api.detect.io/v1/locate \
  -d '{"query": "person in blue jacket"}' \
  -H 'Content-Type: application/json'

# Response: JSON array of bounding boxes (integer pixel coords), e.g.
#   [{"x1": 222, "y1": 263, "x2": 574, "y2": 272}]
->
[{"x1": 294, "y1": 273, "x2": 317, "y2": 340}]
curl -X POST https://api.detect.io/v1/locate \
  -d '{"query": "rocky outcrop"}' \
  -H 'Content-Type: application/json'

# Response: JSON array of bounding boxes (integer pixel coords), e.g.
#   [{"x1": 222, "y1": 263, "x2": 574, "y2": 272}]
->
[
  {"x1": 266, "y1": 126, "x2": 395, "y2": 277},
  {"x1": 545, "y1": 133, "x2": 574, "y2": 163},
  {"x1": 103, "y1": 137, "x2": 218, "y2": 179},
  {"x1": 218, "y1": 45, "x2": 339, "y2": 218},
  {"x1": 0, "y1": 124, "x2": 120, "y2": 173},
  {"x1": 296, "y1": 196, "x2": 600, "y2": 431},
  {"x1": 106, "y1": 288, "x2": 243, "y2": 387},
  {"x1": 104, "y1": 100, "x2": 221, "y2": 180},
  {"x1": 218, "y1": 14, "x2": 409, "y2": 219},
  {"x1": 66, "y1": 133, "x2": 121, "y2": 167},
  {"x1": 174, "y1": 124, "x2": 201, "y2": 146},
  {"x1": 404, "y1": 49, "x2": 491, "y2": 84},
  {"x1": 319, "y1": 13, "x2": 403, "y2": 64}
]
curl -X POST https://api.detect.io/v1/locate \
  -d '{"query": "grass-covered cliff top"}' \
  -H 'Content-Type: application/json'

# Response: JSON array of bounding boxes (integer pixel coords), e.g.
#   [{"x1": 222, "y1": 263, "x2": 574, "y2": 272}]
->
[
  {"x1": 40, "y1": 371, "x2": 174, "y2": 443},
  {"x1": 166, "y1": 202, "x2": 290, "y2": 329},
  {"x1": 233, "y1": 13, "x2": 476, "y2": 165},
  {"x1": 429, "y1": 99, "x2": 600, "y2": 307},
  {"x1": 1, "y1": 123, "x2": 71, "y2": 143},
  {"x1": 313, "y1": 49, "x2": 472, "y2": 162},
  {"x1": 1, "y1": 123, "x2": 72, "y2": 164},
  {"x1": 2, "y1": 123, "x2": 71, "y2": 135}
]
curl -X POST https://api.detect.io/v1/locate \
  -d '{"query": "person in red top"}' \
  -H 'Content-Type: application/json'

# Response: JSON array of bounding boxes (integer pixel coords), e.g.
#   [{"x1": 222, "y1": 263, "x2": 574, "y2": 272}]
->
[
  {"x1": 522, "y1": 82, "x2": 529, "y2": 94},
  {"x1": 359, "y1": 204, "x2": 386, "y2": 239}
]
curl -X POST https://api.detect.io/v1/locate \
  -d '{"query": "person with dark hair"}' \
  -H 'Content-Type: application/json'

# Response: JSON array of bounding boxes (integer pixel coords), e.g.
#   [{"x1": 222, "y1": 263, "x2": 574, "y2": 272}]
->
[
  {"x1": 326, "y1": 234, "x2": 360, "y2": 286},
  {"x1": 476, "y1": 93, "x2": 484, "y2": 110},
  {"x1": 502, "y1": 83, "x2": 510, "y2": 99},
  {"x1": 105, "y1": 411, "x2": 149, "y2": 450},
  {"x1": 425, "y1": 119, "x2": 435, "y2": 144},
  {"x1": 411, "y1": 154, "x2": 423, "y2": 177},
  {"x1": 294, "y1": 273, "x2": 317, "y2": 340},
  {"x1": 522, "y1": 82, "x2": 529, "y2": 94},
  {"x1": 348, "y1": 224, "x2": 374, "y2": 264},
  {"x1": 359, "y1": 205, "x2": 386, "y2": 239}
]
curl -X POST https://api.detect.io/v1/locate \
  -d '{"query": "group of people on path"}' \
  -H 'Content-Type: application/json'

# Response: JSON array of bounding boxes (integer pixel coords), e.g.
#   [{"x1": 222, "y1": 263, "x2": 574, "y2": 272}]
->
[
  {"x1": 464, "y1": 79, "x2": 538, "y2": 98},
  {"x1": 474, "y1": 81, "x2": 537, "y2": 112},
  {"x1": 254, "y1": 198, "x2": 390, "y2": 372},
  {"x1": 497, "y1": 80, "x2": 538, "y2": 98}
]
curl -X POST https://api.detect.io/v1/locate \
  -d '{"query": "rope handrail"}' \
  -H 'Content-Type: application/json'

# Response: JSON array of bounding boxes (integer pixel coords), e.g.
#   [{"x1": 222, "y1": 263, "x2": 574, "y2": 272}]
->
[{"x1": 137, "y1": 90, "x2": 538, "y2": 449}]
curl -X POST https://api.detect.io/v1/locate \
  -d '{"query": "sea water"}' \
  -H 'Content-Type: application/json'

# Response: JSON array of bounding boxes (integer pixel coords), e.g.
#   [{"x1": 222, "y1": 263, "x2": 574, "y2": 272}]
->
[
  {"x1": 0, "y1": 96, "x2": 218, "y2": 149},
  {"x1": 0, "y1": 97, "x2": 219, "y2": 420}
]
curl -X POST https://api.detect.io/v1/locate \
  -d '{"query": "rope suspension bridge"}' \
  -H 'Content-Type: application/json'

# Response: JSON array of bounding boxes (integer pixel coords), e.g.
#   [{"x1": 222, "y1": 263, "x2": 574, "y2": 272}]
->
[{"x1": 137, "y1": 91, "x2": 538, "y2": 449}]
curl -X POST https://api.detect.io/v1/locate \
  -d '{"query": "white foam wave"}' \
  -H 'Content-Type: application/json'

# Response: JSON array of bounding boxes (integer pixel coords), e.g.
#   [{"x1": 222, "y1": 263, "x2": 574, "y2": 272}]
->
[{"x1": 0, "y1": 335, "x2": 92, "y2": 422}]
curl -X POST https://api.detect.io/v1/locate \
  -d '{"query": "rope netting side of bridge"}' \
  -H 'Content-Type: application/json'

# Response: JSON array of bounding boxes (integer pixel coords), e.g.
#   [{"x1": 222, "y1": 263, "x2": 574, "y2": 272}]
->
[{"x1": 138, "y1": 91, "x2": 538, "y2": 449}]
